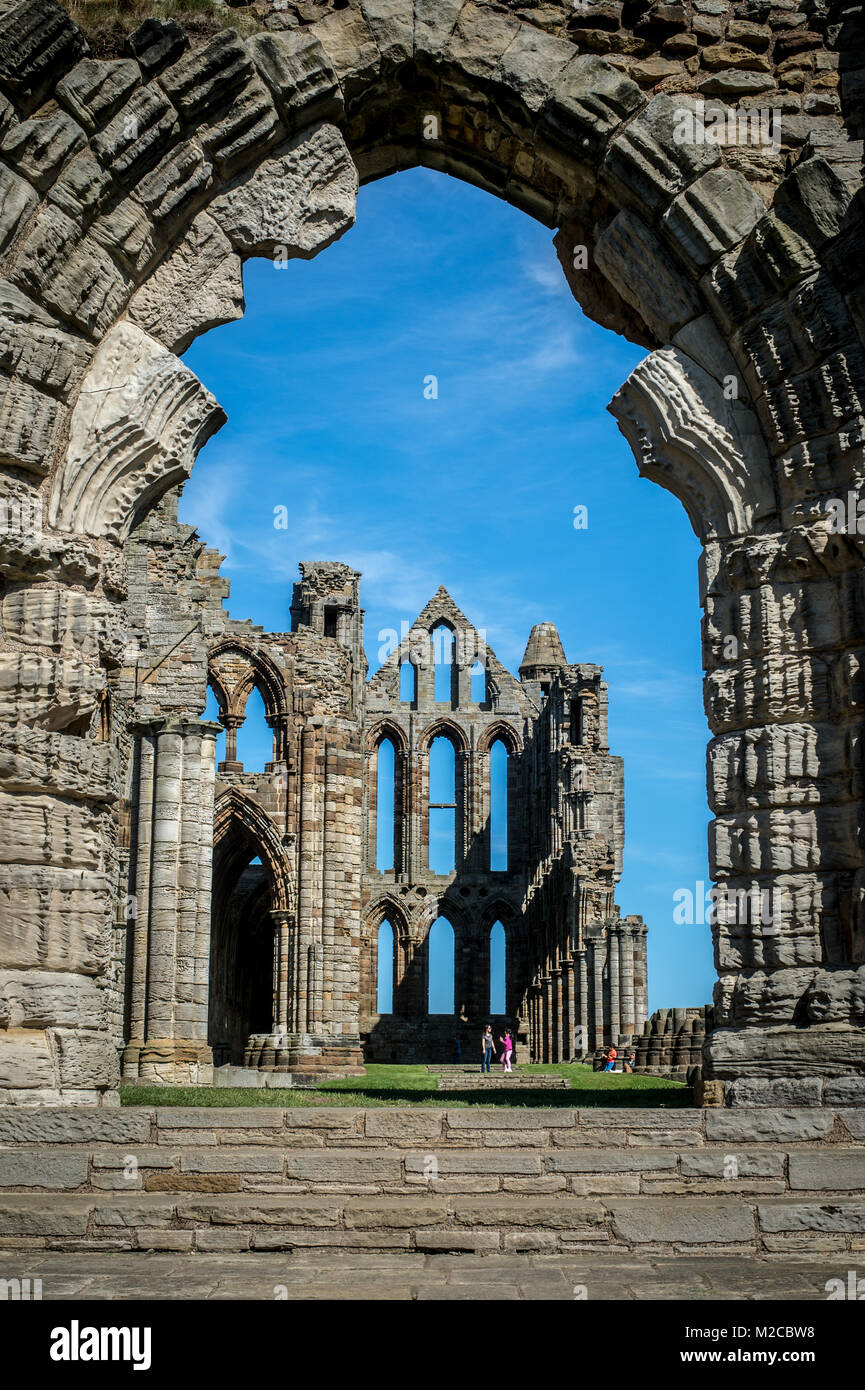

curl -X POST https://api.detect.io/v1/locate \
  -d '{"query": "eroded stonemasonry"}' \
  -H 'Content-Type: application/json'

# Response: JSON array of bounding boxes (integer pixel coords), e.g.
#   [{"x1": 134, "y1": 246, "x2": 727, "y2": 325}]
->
[
  {"x1": 177, "y1": 550, "x2": 647, "y2": 1074},
  {"x1": 117, "y1": 486, "x2": 650, "y2": 1078},
  {"x1": 0, "y1": 0, "x2": 863, "y2": 1102}
]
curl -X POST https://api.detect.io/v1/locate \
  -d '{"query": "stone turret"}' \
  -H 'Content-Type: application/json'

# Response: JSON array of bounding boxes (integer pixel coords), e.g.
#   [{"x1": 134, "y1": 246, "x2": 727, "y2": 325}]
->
[{"x1": 519, "y1": 622, "x2": 567, "y2": 689}]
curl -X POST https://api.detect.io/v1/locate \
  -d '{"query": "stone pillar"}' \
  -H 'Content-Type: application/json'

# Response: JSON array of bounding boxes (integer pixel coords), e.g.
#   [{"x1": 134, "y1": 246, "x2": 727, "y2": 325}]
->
[
  {"x1": 474, "y1": 748, "x2": 489, "y2": 873},
  {"x1": 541, "y1": 973, "x2": 552, "y2": 1062},
  {"x1": 551, "y1": 967, "x2": 563, "y2": 1062},
  {"x1": 608, "y1": 926, "x2": 621, "y2": 1045},
  {"x1": 124, "y1": 717, "x2": 220, "y2": 1084},
  {"x1": 296, "y1": 725, "x2": 317, "y2": 1034},
  {"x1": 634, "y1": 923, "x2": 649, "y2": 1032},
  {"x1": 219, "y1": 714, "x2": 243, "y2": 773},
  {"x1": 530, "y1": 985, "x2": 541, "y2": 1062},
  {"x1": 270, "y1": 909, "x2": 295, "y2": 1032},
  {"x1": 394, "y1": 746, "x2": 408, "y2": 876},
  {"x1": 592, "y1": 940, "x2": 605, "y2": 1049},
  {"x1": 307, "y1": 942, "x2": 322, "y2": 1034},
  {"x1": 456, "y1": 748, "x2": 470, "y2": 869},
  {"x1": 576, "y1": 949, "x2": 589, "y2": 1056},
  {"x1": 619, "y1": 925, "x2": 635, "y2": 1039},
  {"x1": 563, "y1": 955, "x2": 576, "y2": 1060}
]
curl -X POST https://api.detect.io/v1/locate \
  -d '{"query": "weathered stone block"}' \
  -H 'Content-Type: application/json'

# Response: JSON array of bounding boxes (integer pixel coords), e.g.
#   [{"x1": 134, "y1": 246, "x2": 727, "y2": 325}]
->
[
  {"x1": 413, "y1": 0, "x2": 463, "y2": 60},
  {"x1": 364, "y1": 1110, "x2": 444, "y2": 1140},
  {"x1": 247, "y1": 31, "x2": 342, "y2": 128},
  {"x1": 0, "y1": 1108, "x2": 152, "y2": 1143},
  {"x1": 53, "y1": 1029, "x2": 119, "y2": 1090},
  {"x1": 198, "y1": 76, "x2": 282, "y2": 179},
  {"x1": 498, "y1": 25, "x2": 574, "y2": 113},
  {"x1": 360, "y1": 0, "x2": 413, "y2": 67},
  {"x1": 826, "y1": 1079, "x2": 865, "y2": 1107},
  {"x1": 758, "y1": 1200, "x2": 865, "y2": 1233},
  {"x1": 454, "y1": 1198, "x2": 605, "y2": 1231},
  {"x1": 541, "y1": 53, "x2": 643, "y2": 157},
  {"x1": 135, "y1": 139, "x2": 214, "y2": 230},
  {"x1": 0, "y1": 0, "x2": 88, "y2": 107},
  {"x1": 313, "y1": 6, "x2": 381, "y2": 100},
  {"x1": 406, "y1": 1151, "x2": 541, "y2": 1175},
  {"x1": 448, "y1": 1108, "x2": 575, "y2": 1130},
  {"x1": 0, "y1": 1196, "x2": 88, "y2": 1235},
  {"x1": 92, "y1": 84, "x2": 179, "y2": 186},
  {"x1": 285, "y1": 1152, "x2": 401, "y2": 1183},
  {"x1": 48, "y1": 152, "x2": 112, "y2": 221},
  {"x1": 727, "y1": 1077, "x2": 824, "y2": 1107},
  {"x1": 11, "y1": 206, "x2": 130, "y2": 338},
  {"x1": 680, "y1": 1151, "x2": 785, "y2": 1178},
  {"x1": 601, "y1": 95, "x2": 721, "y2": 219},
  {"x1": 125, "y1": 18, "x2": 188, "y2": 79},
  {"x1": 179, "y1": 1150, "x2": 282, "y2": 1174},
  {"x1": 158, "y1": 30, "x2": 252, "y2": 123},
  {"x1": 344, "y1": 1200, "x2": 445, "y2": 1228},
  {"x1": 788, "y1": 1151, "x2": 865, "y2": 1192},
  {"x1": 56, "y1": 59, "x2": 141, "y2": 133},
  {"x1": 706, "y1": 1108, "x2": 833, "y2": 1143},
  {"x1": 178, "y1": 1197, "x2": 341, "y2": 1226},
  {"x1": 194, "y1": 1228, "x2": 249, "y2": 1250},
  {"x1": 662, "y1": 167, "x2": 765, "y2": 269},
  {"x1": 546, "y1": 1149, "x2": 677, "y2": 1173},
  {"x1": 0, "y1": 1149, "x2": 87, "y2": 1188},
  {"x1": 0, "y1": 164, "x2": 38, "y2": 255},
  {"x1": 208, "y1": 122, "x2": 357, "y2": 261},
  {"x1": 611, "y1": 1199, "x2": 755, "y2": 1243},
  {"x1": 594, "y1": 209, "x2": 700, "y2": 340},
  {"x1": 0, "y1": 371, "x2": 59, "y2": 472},
  {"x1": 127, "y1": 212, "x2": 242, "y2": 356},
  {"x1": 444, "y1": 2, "x2": 520, "y2": 85}
]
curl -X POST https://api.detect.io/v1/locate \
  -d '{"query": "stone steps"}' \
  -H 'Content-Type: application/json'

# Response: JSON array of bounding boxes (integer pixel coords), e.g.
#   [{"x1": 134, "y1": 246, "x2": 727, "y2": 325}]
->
[
  {"x1": 0, "y1": 1104, "x2": 863, "y2": 1255},
  {"x1": 436, "y1": 1074, "x2": 570, "y2": 1090},
  {"x1": 1, "y1": 1187, "x2": 864, "y2": 1255}
]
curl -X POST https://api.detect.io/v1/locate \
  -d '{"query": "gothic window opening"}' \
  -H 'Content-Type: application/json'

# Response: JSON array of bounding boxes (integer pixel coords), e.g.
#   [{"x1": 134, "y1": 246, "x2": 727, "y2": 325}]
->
[
  {"x1": 471, "y1": 660, "x2": 486, "y2": 704},
  {"x1": 428, "y1": 735, "x2": 456, "y2": 874},
  {"x1": 433, "y1": 624, "x2": 456, "y2": 706},
  {"x1": 236, "y1": 686, "x2": 272, "y2": 772},
  {"x1": 490, "y1": 738, "x2": 508, "y2": 871},
  {"x1": 427, "y1": 917, "x2": 455, "y2": 1014},
  {"x1": 571, "y1": 697, "x2": 584, "y2": 745},
  {"x1": 377, "y1": 919, "x2": 394, "y2": 1014},
  {"x1": 376, "y1": 737, "x2": 397, "y2": 872},
  {"x1": 490, "y1": 921, "x2": 506, "y2": 1014},
  {"x1": 400, "y1": 658, "x2": 416, "y2": 704},
  {"x1": 324, "y1": 605, "x2": 338, "y2": 639}
]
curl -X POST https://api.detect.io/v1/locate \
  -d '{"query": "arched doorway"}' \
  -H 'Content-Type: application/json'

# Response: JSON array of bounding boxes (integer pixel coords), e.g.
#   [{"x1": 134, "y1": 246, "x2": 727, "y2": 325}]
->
[
  {"x1": 209, "y1": 792, "x2": 290, "y2": 1066},
  {"x1": 2, "y1": 0, "x2": 861, "y2": 1099}
]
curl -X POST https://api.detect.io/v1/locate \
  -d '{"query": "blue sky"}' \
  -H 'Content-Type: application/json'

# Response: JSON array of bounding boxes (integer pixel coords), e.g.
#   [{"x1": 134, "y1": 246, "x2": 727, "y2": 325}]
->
[{"x1": 185, "y1": 166, "x2": 714, "y2": 1017}]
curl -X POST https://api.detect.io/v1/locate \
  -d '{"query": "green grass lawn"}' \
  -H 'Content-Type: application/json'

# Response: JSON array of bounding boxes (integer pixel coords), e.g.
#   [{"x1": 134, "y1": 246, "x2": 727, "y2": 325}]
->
[{"x1": 120, "y1": 1063, "x2": 690, "y2": 1109}]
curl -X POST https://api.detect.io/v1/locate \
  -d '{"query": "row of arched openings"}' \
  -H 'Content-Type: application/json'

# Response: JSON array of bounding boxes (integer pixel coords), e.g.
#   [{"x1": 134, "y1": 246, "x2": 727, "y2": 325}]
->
[
  {"x1": 399, "y1": 624, "x2": 488, "y2": 707},
  {"x1": 376, "y1": 734, "x2": 508, "y2": 873},
  {"x1": 376, "y1": 918, "x2": 506, "y2": 1014}
]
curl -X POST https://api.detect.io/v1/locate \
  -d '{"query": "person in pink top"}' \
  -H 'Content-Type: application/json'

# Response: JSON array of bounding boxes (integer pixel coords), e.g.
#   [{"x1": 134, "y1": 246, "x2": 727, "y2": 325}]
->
[{"x1": 499, "y1": 1030, "x2": 513, "y2": 1073}]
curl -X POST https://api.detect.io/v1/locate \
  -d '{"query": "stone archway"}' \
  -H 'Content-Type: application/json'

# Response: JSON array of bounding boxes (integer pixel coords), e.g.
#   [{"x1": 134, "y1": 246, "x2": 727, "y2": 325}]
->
[{"x1": 0, "y1": 0, "x2": 863, "y2": 1102}]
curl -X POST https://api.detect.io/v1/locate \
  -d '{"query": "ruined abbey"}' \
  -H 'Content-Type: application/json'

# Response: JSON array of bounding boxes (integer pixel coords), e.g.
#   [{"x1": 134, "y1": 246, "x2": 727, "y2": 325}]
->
[
  {"x1": 119, "y1": 491, "x2": 648, "y2": 1081},
  {"x1": 0, "y1": 0, "x2": 863, "y2": 1109}
]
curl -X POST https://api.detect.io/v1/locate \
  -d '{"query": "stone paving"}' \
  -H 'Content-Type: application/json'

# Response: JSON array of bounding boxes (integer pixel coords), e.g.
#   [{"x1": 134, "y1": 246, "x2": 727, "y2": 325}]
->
[{"x1": 0, "y1": 1250, "x2": 847, "y2": 1301}]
